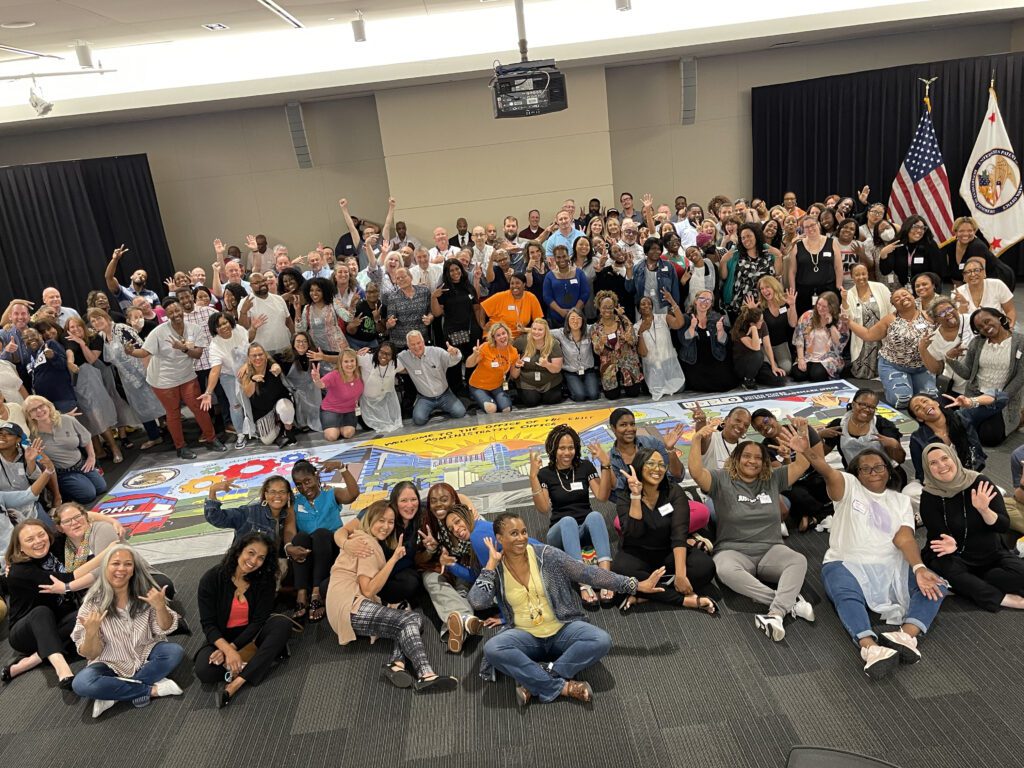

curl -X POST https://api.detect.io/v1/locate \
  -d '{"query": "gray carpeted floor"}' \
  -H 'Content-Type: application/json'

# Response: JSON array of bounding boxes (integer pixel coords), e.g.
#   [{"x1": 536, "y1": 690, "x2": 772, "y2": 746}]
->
[{"x1": 1, "y1": 387, "x2": 1023, "y2": 768}]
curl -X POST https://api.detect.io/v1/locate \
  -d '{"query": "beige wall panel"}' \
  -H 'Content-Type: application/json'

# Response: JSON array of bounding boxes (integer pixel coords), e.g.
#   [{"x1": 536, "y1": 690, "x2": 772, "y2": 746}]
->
[{"x1": 305, "y1": 97, "x2": 386, "y2": 165}]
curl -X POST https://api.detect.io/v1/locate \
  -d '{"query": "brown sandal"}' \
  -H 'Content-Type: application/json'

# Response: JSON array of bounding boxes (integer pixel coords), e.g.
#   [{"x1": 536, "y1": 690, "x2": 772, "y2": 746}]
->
[{"x1": 562, "y1": 680, "x2": 593, "y2": 703}]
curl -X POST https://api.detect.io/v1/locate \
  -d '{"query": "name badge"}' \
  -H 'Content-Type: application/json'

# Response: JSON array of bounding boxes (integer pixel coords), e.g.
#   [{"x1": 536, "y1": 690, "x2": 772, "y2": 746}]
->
[
  {"x1": 501, "y1": 381, "x2": 509, "y2": 391},
  {"x1": 491, "y1": 361, "x2": 500, "y2": 368},
  {"x1": 355, "y1": 407, "x2": 361, "y2": 417},
  {"x1": 569, "y1": 278, "x2": 579, "y2": 285},
  {"x1": 959, "y1": 263, "x2": 966, "y2": 270},
  {"x1": 779, "y1": 305, "x2": 788, "y2": 312},
  {"x1": 570, "y1": 481, "x2": 584, "y2": 491},
  {"x1": 1017, "y1": 350, "x2": 1022, "y2": 360},
  {"x1": 913, "y1": 257, "x2": 924, "y2": 264},
  {"x1": 577, "y1": 368, "x2": 584, "y2": 376},
  {"x1": 756, "y1": 493, "x2": 772, "y2": 504},
  {"x1": 914, "y1": 321, "x2": 928, "y2": 330},
  {"x1": 607, "y1": 332, "x2": 617, "y2": 340},
  {"x1": 822, "y1": 251, "x2": 832, "y2": 258},
  {"x1": 507, "y1": 305, "x2": 516, "y2": 311},
  {"x1": 414, "y1": 370, "x2": 423, "y2": 375},
  {"x1": 521, "y1": 356, "x2": 530, "y2": 363},
  {"x1": 659, "y1": 503, "x2": 673, "y2": 517},
  {"x1": 534, "y1": 372, "x2": 541, "y2": 382}
]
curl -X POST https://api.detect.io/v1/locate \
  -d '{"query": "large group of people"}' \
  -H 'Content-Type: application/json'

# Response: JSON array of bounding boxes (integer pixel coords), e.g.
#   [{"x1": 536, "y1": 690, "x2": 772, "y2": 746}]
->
[{"x1": 0, "y1": 189, "x2": 1022, "y2": 715}]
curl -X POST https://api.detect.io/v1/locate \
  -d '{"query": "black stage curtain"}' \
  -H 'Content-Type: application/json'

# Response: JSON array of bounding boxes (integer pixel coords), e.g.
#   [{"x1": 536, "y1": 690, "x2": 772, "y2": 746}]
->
[
  {"x1": 752, "y1": 52, "x2": 1024, "y2": 274},
  {"x1": 0, "y1": 154, "x2": 174, "y2": 311}
]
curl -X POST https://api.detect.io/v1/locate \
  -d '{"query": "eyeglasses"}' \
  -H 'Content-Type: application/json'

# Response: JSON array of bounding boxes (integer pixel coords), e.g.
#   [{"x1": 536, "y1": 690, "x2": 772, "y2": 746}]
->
[
  {"x1": 852, "y1": 401, "x2": 877, "y2": 412},
  {"x1": 962, "y1": 268, "x2": 983, "y2": 275},
  {"x1": 60, "y1": 513, "x2": 87, "y2": 525},
  {"x1": 935, "y1": 308, "x2": 956, "y2": 318},
  {"x1": 909, "y1": 224, "x2": 927, "y2": 231},
  {"x1": 643, "y1": 460, "x2": 667, "y2": 469},
  {"x1": 857, "y1": 464, "x2": 888, "y2": 476},
  {"x1": 697, "y1": 296, "x2": 713, "y2": 303}
]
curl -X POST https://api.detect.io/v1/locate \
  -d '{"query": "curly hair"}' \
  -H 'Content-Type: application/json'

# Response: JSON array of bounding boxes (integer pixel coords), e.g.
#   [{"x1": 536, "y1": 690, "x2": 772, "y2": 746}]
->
[
  {"x1": 544, "y1": 424, "x2": 582, "y2": 469},
  {"x1": 724, "y1": 440, "x2": 773, "y2": 483}
]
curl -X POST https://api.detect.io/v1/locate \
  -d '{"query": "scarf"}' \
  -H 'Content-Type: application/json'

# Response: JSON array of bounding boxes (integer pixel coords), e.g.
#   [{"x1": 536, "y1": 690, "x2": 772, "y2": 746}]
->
[
  {"x1": 838, "y1": 411, "x2": 881, "y2": 464},
  {"x1": 64, "y1": 529, "x2": 92, "y2": 571},
  {"x1": 921, "y1": 443, "x2": 980, "y2": 498}
]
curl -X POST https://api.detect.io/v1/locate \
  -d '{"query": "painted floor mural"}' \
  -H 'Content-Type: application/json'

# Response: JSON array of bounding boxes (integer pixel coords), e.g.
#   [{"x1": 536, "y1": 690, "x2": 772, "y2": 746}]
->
[{"x1": 97, "y1": 380, "x2": 912, "y2": 559}]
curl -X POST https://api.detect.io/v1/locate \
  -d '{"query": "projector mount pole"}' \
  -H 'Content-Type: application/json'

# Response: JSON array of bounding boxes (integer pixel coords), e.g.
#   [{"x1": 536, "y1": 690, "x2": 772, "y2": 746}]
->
[{"x1": 514, "y1": 0, "x2": 528, "y2": 63}]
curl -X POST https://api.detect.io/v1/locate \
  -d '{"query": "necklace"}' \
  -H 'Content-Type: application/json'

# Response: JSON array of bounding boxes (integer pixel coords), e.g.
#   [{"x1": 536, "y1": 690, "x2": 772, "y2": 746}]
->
[
  {"x1": 940, "y1": 494, "x2": 967, "y2": 554},
  {"x1": 504, "y1": 558, "x2": 545, "y2": 626},
  {"x1": 806, "y1": 238, "x2": 823, "y2": 273},
  {"x1": 555, "y1": 465, "x2": 575, "y2": 492}
]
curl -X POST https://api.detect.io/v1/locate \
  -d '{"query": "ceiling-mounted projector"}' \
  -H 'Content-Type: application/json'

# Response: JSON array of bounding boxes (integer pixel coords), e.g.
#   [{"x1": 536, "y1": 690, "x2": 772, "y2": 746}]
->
[{"x1": 491, "y1": 59, "x2": 567, "y2": 119}]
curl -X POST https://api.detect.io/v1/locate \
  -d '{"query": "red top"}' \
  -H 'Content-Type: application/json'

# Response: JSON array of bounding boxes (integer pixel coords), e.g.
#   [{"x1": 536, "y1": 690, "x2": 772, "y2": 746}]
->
[{"x1": 226, "y1": 596, "x2": 249, "y2": 629}]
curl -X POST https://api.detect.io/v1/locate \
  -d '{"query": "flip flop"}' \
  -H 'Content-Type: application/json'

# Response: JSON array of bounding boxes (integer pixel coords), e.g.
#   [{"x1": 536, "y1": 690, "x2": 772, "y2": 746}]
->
[{"x1": 580, "y1": 585, "x2": 598, "y2": 608}]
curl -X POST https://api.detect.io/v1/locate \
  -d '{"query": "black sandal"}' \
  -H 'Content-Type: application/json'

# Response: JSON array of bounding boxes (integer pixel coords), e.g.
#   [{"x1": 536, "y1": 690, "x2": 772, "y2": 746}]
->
[
  {"x1": 1, "y1": 663, "x2": 13, "y2": 684},
  {"x1": 384, "y1": 664, "x2": 413, "y2": 689},
  {"x1": 414, "y1": 675, "x2": 458, "y2": 692},
  {"x1": 307, "y1": 598, "x2": 325, "y2": 623},
  {"x1": 684, "y1": 594, "x2": 720, "y2": 617},
  {"x1": 292, "y1": 602, "x2": 308, "y2": 621}
]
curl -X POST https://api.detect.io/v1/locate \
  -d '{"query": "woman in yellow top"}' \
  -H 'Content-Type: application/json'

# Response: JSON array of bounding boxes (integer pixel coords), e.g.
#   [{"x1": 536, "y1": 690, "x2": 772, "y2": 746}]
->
[
  {"x1": 325, "y1": 500, "x2": 457, "y2": 692},
  {"x1": 465, "y1": 322, "x2": 521, "y2": 414}
]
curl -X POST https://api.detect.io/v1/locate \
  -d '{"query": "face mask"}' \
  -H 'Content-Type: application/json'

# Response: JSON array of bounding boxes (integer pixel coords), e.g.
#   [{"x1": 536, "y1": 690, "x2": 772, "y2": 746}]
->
[
  {"x1": 131, "y1": 319, "x2": 144, "y2": 331},
  {"x1": 880, "y1": 228, "x2": 895, "y2": 243}
]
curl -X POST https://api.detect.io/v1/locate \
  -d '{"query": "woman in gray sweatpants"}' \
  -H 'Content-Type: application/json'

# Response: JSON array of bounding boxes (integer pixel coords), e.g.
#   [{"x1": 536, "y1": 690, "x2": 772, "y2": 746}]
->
[{"x1": 688, "y1": 420, "x2": 816, "y2": 643}]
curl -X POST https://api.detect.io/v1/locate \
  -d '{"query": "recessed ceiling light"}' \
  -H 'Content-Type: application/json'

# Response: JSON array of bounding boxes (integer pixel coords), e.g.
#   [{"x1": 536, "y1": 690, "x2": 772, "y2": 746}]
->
[
  {"x1": 1, "y1": 21, "x2": 36, "y2": 29},
  {"x1": 202, "y1": 22, "x2": 229, "y2": 31}
]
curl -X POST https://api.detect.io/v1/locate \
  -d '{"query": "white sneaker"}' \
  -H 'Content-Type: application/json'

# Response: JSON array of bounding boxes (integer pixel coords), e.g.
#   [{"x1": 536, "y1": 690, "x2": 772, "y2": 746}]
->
[
  {"x1": 152, "y1": 678, "x2": 183, "y2": 698},
  {"x1": 880, "y1": 630, "x2": 921, "y2": 664},
  {"x1": 789, "y1": 595, "x2": 815, "y2": 623},
  {"x1": 780, "y1": 522, "x2": 790, "y2": 538},
  {"x1": 860, "y1": 644, "x2": 899, "y2": 679},
  {"x1": 754, "y1": 613, "x2": 786, "y2": 642},
  {"x1": 92, "y1": 699, "x2": 116, "y2": 718},
  {"x1": 234, "y1": 434, "x2": 248, "y2": 450}
]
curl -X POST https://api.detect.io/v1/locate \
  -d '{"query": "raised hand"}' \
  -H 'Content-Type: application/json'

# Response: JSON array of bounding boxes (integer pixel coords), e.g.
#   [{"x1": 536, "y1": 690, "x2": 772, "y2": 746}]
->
[
  {"x1": 929, "y1": 533, "x2": 957, "y2": 557},
  {"x1": 621, "y1": 465, "x2": 643, "y2": 495},
  {"x1": 743, "y1": 294, "x2": 758, "y2": 310},
  {"x1": 140, "y1": 585, "x2": 169, "y2": 611},
  {"x1": 386, "y1": 315, "x2": 397, "y2": 329},
  {"x1": 587, "y1": 441, "x2": 610, "y2": 466},
  {"x1": 663, "y1": 423, "x2": 685, "y2": 451},
  {"x1": 269, "y1": 362, "x2": 282, "y2": 377},
  {"x1": 213, "y1": 239, "x2": 226, "y2": 257},
  {"x1": 164, "y1": 277, "x2": 176, "y2": 291},
  {"x1": 641, "y1": 193, "x2": 654, "y2": 209},
  {"x1": 943, "y1": 393, "x2": 973, "y2": 409},
  {"x1": 111, "y1": 244, "x2": 129, "y2": 260},
  {"x1": 784, "y1": 287, "x2": 797, "y2": 306},
  {"x1": 858, "y1": 185, "x2": 870, "y2": 204},
  {"x1": 245, "y1": 234, "x2": 258, "y2": 251},
  {"x1": 715, "y1": 317, "x2": 726, "y2": 336},
  {"x1": 24, "y1": 438, "x2": 43, "y2": 464},
  {"x1": 432, "y1": 286, "x2": 448, "y2": 299},
  {"x1": 83, "y1": 609, "x2": 107, "y2": 634},
  {"x1": 438, "y1": 548, "x2": 456, "y2": 569},
  {"x1": 483, "y1": 536, "x2": 502, "y2": 569},
  {"x1": 390, "y1": 534, "x2": 406, "y2": 562},
  {"x1": 445, "y1": 343, "x2": 459, "y2": 357},
  {"x1": 338, "y1": 198, "x2": 349, "y2": 210},
  {"x1": 528, "y1": 449, "x2": 542, "y2": 477},
  {"x1": 251, "y1": 313, "x2": 267, "y2": 330},
  {"x1": 210, "y1": 478, "x2": 236, "y2": 494},
  {"x1": 310, "y1": 363, "x2": 322, "y2": 384},
  {"x1": 971, "y1": 480, "x2": 997, "y2": 513},
  {"x1": 418, "y1": 526, "x2": 437, "y2": 552}
]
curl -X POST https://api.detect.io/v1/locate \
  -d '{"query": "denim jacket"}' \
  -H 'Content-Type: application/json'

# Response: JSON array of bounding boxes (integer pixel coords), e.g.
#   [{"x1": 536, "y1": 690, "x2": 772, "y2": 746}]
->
[
  {"x1": 625, "y1": 260, "x2": 680, "y2": 310},
  {"x1": 204, "y1": 499, "x2": 285, "y2": 548},
  {"x1": 677, "y1": 311, "x2": 729, "y2": 365}
]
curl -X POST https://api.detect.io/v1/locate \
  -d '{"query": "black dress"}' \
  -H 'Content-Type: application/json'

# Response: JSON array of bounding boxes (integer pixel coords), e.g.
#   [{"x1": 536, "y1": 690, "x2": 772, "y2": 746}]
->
[
  {"x1": 919, "y1": 475, "x2": 1024, "y2": 611},
  {"x1": 793, "y1": 239, "x2": 839, "y2": 314}
]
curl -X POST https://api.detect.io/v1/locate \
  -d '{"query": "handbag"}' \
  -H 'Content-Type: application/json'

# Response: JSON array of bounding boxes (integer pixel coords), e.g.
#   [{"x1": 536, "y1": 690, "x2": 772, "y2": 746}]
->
[{"x1": 447, "y1": 329, "x2": 471, "y2": 346}]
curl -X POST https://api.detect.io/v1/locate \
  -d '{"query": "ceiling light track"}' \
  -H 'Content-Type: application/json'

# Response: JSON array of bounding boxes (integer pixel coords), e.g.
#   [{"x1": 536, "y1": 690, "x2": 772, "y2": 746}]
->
[
  {"x1": 256, "y1": 0, "x2": 304, "y2": 29},
  {"x1": 0, "y1": 43, "x2": 63, "y2": 60}
]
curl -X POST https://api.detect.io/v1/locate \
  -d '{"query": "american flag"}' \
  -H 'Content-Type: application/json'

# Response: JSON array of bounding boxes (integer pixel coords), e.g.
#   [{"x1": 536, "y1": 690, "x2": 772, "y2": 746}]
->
[{"x1": 888, "y1": 107, "x2": 955, "y2": 244}]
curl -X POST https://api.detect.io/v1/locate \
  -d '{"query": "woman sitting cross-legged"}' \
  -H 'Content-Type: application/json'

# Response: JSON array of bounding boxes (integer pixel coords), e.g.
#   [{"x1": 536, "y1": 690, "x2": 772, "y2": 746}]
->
[
  {"x1": 465, "y1": 322, "x2": 520, "y2": 414},
  {"x1": 469, "y1": 511, "x2": 665, "y2": 707},
  {"x1": 2, "y1": 519, "x2": 110, "y2": 690},
  {"x1": 919, "y1": 445, "x2": 1024, "y2": 612},
  {"x1": 195, "y1": 532, "x2": 293, "y2": 708},
  {"x1": 310, "y1": 349, "x2": 364, "y2": 441},
  {"x1": 797, "y1": 444, "x2": 947, "y2": 679},
  {"x1": 288, "y1": 460, "x2": 360, "y2": 623},
  {"x1": 614, "y1": 448, "x2": 718, "y2": 616},
  {"x1": 529, "y1": 424, "x2": 614, "y2": 607},
  {"x1": 325, "y1": 500, "x2": 458, "y2": 692},
  {"x1": 23, "y1": 394, "x2": 106, "y2": 505},
  {"x1": 70, "y1": 544, "x2": 185, "y2": 718},
  {"x1": 729, "y1": 302, "x2": 786, "y2": 390},
  {"x1": 791, "y1": 293, "x2": 849, "y2": 383},
  {"x1": 688, "y1": 419, "x2": 815, "y2": 643}
]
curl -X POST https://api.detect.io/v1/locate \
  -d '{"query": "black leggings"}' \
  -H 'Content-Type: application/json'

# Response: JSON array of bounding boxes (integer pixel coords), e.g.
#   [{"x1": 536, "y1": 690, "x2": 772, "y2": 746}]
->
[
  {"x1": 379, "y1": 567, "x2": 421, "y2": 606},
  {"x1": 193, "y1": 615, "x2": 292, "y2": 686},
  {"x1": 518, "y1": 387, "x2": 564, "y2": 407},
  {"x1": 928, "y1": 551, "x2": 1024, "y2": 612},
  {"x1": 790, "y1": 361, "x2": 831, "y2": 382},
  {"x1": 734, "y1": 353, "x2": 786, "y2": 387},
  {"x1": 783, "y1": 481, "x2": 829, "y2": 525},
  {"x1": 977, "y1": 414, "x2": 1007, "y2": 448},
  {"x1": 611, "y1": 547, "x2": 716, "y2": 606},
  {"x1": 291, "y1": 529, "x2": 339, "y2": 596},
  {"x1": 8, "y1": 606, "x2": 77, "y2": 659},
  {"x1": 602, "y1": 382, "x2": 644, "y2": 401}
]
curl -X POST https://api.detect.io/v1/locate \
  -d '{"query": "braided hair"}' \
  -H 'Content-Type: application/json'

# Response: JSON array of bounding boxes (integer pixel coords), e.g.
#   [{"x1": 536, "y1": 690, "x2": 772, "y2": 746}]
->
[{"x1": 544, "y1": 424, "x2": 582, "y2": 469}]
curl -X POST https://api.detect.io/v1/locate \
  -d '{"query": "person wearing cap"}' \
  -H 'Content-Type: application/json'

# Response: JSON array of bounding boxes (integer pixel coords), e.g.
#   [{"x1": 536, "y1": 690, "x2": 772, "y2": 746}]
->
[
  {"x1": 0, "y1": 424, "x2": 59, "y2": 520},
  {"x1": 0, "y1": 454, "x2": 57, "y2": 567}
]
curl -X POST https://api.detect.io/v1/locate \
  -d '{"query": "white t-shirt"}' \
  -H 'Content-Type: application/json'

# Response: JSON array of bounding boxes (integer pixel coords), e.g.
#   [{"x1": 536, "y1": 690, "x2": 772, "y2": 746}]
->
[
  {"x1": 955, "y1": 279, "x2": 1013, "y2": 315},
  {"x1": 208, "y1": 327, "x2": 251, "y2": 377},
  {"x1": 702, "y1": 431, "x2": 736, "y2": 471},
  {"x1": 142, "y1": 322, "x2": 202, "y2": 388},
  {"x1": 926, "y1": 321, "x2": 973, "y2": 390},
  {"x1": 247, "y1": 293, "x2": 291, "y2": 353},
  {"x1": 823, "y1": 474, "x2": 914, "y2": 565}
]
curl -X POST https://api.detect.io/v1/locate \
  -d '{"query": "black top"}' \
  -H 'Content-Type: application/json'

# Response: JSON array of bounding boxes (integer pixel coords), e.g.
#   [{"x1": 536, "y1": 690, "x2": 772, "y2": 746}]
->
[
  {"x1": 69, "y1": 335, "x2": 104, "y2": 367},
  {"x1": 878, "y1": 241, "x2": 943, "y2": 287},
  {"x1": 350, "y1": 300, "x2": 382, "y2": 343},
  {"x1": 823, "y1": 415, "x2": 901, "y2": 469},
  {"x1": 794, "y1": 238, "x2": 837, "y2": 287},
  {"x1": 197, "y1": 565, "x2": 276, "y2": 648},
  {"x1": 593, "y1": 268, "x2": 635, "y2": 320},
  {"x1": 248, "y1": 370, "x2": 291, "y2": 420},
  {"x1": 488, "y1": 267, "x2": 510, "y2": 295},
  {"x1": 6, "y1": 553, "x2": 77, "y2": 628},
  {"x1": 537, "y1": 460, "x2": 598, "y2": 526},
  {"x1": 920, "y1": 475, "x2": 1010, "y2": 567},
  {"x1": 437, "y1": 285, "x2": 481, "y2": 336},
  {"x1": 941, "y1": 238, "x2": 998, "y2": 284},
  {"x1": 616, "y1": 484, "x2": 691, "y2": 556},
  {"x1": 762, "y1": 306, "x2": 792, "y2": 347}
]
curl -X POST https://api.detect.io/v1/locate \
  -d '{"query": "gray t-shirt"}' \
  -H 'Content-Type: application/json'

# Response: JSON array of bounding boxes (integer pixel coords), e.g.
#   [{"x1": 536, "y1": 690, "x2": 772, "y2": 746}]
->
[
  {"x1": 143, "y1": 322, "x2": 203, "y2": 388},
  {"x1": 709, "y1": 466, "x2": 790, "y2": 556},
  {"x1": 40, "y1": 417, "x2": 91, "y2": 469}
]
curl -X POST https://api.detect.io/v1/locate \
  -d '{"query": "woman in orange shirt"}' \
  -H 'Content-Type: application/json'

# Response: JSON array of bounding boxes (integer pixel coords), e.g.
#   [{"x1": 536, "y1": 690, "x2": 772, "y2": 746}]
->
[
  {"x1": 465, "y1": 322, "x2": 521, "y2": 414},
  {"x1": 481, "y1": 274, "x2": 543, "y2": 339}
]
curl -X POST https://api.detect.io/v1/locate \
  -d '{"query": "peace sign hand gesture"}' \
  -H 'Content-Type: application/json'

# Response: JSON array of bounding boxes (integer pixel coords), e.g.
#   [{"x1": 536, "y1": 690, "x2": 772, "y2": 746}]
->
[
  {"x1": 389, "y1": 534, "x2": 406, "y2": 563},
  {"x1": 418, "y1": 526, "x2": 437, "y2": 552},
  {"x1": 112, "y1": 244, "x2": 129, "y2": 261},
  {"x1": 621, "y1": 465, "x2": 643, "y2": 495}
]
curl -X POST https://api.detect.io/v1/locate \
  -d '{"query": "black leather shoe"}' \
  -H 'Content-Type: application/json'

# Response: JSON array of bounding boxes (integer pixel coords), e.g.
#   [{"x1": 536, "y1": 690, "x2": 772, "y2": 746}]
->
[
  {"x1": 176, "y1": 447, "x2": 197, "y2": 460},
  {"x1": 207, "y1": 439, "x2": 228, "y2": 453}
]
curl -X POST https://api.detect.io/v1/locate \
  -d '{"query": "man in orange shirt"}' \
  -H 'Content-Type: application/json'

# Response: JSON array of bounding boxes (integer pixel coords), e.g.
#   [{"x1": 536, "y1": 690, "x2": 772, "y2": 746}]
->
[{"x1": 481, "y1": 274, "x2": 543, "y2": 339}]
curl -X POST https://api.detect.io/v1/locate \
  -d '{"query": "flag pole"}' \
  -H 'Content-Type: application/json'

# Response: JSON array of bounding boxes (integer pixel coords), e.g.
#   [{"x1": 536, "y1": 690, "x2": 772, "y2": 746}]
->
[{"x1": 918, "y1": 76, "x2": 938, "y2": 112}]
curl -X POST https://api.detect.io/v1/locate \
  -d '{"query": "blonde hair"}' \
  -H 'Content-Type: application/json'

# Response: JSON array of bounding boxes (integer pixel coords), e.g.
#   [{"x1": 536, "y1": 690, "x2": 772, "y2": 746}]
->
[
  {"x1": 486, "y1": 321, "x2": 512, "y2": 346},
  {"x1": 338, "y1": 349, "x2": 361, "y2": 380},
  {"x1": 23, "y1": 395, "x2": 61, "y2": 433},
  {"x1": 523, "y1": 318, "x2": 554, "y2": 359},
  {"x1": 757, "y1": 276, "x2": 785, "y2": 309},
  {"x1": 0, "y1": 300, "x2": 32, "y2": 329},
  {"x1": 952, "y1": 216, "x2": 979, "y2": 232}
]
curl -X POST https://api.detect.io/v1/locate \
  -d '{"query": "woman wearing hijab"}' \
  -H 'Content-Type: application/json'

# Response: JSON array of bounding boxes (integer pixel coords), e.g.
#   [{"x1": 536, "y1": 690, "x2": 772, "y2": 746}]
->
[{"x1": 919, "y1": 444, "x2": 1024, "y2": 611}]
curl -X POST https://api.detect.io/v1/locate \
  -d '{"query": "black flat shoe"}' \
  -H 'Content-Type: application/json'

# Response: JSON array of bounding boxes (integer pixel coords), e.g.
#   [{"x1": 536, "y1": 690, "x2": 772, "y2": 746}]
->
[
  {"x1": 57, "y1": 676, "x2": 75, "y2": 691},
  {"x1": 1, "y1": 663, "x2": 14, "y2": 684},
  {"x1": 384, "y1": 665, "x2": 414, "y2": 689},
  {"x1": 215, "y1": 683, "x2": 232, "y2": 709},
  {"x1": 414, "y1": 675, "x2": 458, "y2": 693}
]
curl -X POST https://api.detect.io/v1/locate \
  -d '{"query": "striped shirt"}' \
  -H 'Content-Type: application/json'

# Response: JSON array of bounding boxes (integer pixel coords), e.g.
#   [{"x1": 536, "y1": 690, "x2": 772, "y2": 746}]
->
[
  {"x1": 184, "y1": 306, "x2": 217, "y2": 371},
  {"x1": 72, "y1": 600, "x2": 179, "y2": 677}
]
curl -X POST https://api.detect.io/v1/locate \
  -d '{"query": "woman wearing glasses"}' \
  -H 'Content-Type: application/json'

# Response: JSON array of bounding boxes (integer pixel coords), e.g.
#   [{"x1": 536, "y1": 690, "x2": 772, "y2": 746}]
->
[
  {"x1": 953, "y1": 257, "x2": 1016, "y2": 327},
  {"x1": 820, "y1": 388, "x2": 907, "y2": 471},
  {"x1": 918, "y1": 297, "x2": 974, "y2": 393},
  {"x1": 877, "y1": 215, "x2": 943, "y2": 291},
  {"x1": 678, "y1": 289, "x2": 736, "y2": 393}
]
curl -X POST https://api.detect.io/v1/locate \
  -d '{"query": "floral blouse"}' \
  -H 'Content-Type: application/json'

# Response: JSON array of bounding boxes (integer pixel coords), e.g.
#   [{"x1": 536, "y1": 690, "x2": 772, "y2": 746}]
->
[
  {"x1": 590, "y1": 317, "x2": 643, "y2": 390},
  {"x1": 792, "y1": 310, "x2": 849, "y2": 377}
]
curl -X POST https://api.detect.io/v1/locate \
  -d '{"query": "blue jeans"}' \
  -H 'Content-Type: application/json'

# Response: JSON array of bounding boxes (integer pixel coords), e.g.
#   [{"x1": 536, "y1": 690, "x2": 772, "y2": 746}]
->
[
  {"x1": 546, "y1": 511, "x2": 612, "y2": 563},
  {"x1": 1011, "y1": 444, "x2": 1024, "y2": 488},
  {"x1": 56, "y1": 467, "x2": 107, "y2": 504},
  {"x1": 483, "y1": 620, "x2": 611, "y2": 702},
  {"x1": 821, "y1": 561, "x2": 946, "y2": 644},
  {"x1": 219, "y1": 375, "x2": 247, "y2": 434},
  {"x1": 411, "y1": 389, "x2": 466, "y2": 426},
  {"x1": 957, "y1": 390, "x2": 1009, "y2": 446},
  {"x1": 468, "y1": 385, "x2": 512, "y2": 412},
  {"x1": 877, "y1": 356, "x2": 936, "y2": 409},
  {"x1": 72, "y1": 641, "x2": 185, "y2": 703},
  {"x1": 563, "y1": 370, "x2": 600, "y2": 402}
]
